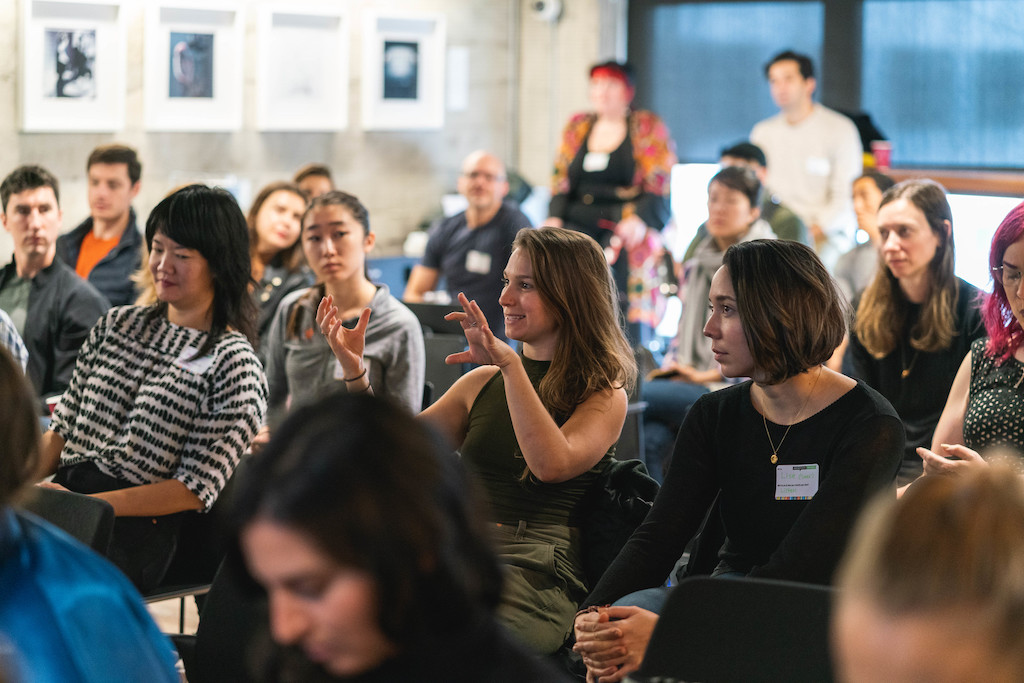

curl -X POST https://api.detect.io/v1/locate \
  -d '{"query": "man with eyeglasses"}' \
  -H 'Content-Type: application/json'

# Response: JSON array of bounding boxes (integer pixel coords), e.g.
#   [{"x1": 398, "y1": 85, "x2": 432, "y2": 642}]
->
[{"x1": 404, "y1": 150, "x2": 531, "y2": 340}]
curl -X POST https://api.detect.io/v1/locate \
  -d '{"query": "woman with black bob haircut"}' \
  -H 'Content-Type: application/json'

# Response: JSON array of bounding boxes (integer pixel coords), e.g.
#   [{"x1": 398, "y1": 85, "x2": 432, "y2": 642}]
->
[
  {"x1": 38, "y1": 184, "x2": 268, "y2": 591},
  {"x1": 234, "y1": 392, "x2": 569, "y2": 682},
  {"x1": 574, "y1": 240, "x2": 903, "y2": 682}
]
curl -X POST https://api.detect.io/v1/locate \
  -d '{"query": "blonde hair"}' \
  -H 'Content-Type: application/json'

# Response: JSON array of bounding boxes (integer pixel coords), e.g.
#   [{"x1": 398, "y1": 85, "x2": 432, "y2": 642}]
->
[
  {"x1": 854, "y1": 179, "x2": 959, "y2": 357},
  {"x1": 836, "y1": 465, "x2": 1024, "y2": 671}
]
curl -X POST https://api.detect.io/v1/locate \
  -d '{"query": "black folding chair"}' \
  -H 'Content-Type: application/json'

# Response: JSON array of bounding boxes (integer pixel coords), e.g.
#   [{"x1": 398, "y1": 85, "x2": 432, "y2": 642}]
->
[{"x1": 632, "y1": 576, "x2": 835, "y2": 683}]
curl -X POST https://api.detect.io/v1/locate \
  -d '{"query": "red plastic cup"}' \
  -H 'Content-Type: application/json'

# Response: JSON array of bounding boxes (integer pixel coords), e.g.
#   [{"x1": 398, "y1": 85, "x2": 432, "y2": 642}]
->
[{"x1": 871, "y1": 140, "x2": 892, "y2": 171}]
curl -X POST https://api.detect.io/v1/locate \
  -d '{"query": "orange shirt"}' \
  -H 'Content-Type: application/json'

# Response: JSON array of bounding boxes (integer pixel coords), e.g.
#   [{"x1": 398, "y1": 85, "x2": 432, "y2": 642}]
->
[{"x1": 75, "y1": 231, "x2": 120, "y2": 279}]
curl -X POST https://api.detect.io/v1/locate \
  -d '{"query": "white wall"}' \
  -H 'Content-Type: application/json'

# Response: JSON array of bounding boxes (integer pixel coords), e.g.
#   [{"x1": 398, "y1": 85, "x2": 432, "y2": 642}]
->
[{"x1": 0, "y1": 0, "x2": 614, "y2": 264}]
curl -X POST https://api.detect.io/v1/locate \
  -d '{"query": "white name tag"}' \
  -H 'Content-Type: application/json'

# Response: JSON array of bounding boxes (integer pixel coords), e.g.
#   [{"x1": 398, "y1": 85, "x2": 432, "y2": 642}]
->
[
  {"x1": 775, "y1": 464, "x2": 819, "y2": 500},
  {"x1": 465, "y1": 249, "x2": 492, "y2": 275},
  {"x1": 583, "y1": 152, "x2": 610, "y2": 172},
  {"x1": 805, "y1": 156, "x2": 831, "y2": 177},
  {"x1": 176, "y1": 345, "x2": 215, "y2": 375},
  {"x1": 333, "y1": 359, "x2": 346, "y2": 380}
]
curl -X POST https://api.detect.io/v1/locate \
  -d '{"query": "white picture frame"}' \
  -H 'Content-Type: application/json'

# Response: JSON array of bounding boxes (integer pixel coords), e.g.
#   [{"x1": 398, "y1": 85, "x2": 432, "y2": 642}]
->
[
  {"x1": 20, "y1": 0, "x2": 125, "y2": 132},
  {"x1": 143, "y1": 1, "x2": 244, "y2": 131},
  {"x1": 256, "y1": 4, "x2": 349, "y2": 131},
  {"x1": 361, "y1": 11, "x2": 446, "y2": 131}
]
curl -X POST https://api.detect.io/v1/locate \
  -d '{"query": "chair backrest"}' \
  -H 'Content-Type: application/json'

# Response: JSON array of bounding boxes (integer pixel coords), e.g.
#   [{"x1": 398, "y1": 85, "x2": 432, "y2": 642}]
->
[
  {"x1": 18, "y1": 487, "x2": 115, "y2": 555},
  {"x1": 184, "y1": 559, "x2": 268, "y2": 683},
  {"x1": 634, "y1": 576, "x2": 835, "y2": 683}
]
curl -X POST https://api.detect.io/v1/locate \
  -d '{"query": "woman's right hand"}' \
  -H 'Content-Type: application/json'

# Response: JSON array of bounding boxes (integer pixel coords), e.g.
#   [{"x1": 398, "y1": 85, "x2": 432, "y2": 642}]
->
[{"x1": 316, "y1": 295, "x2": 370, "y2": 379}]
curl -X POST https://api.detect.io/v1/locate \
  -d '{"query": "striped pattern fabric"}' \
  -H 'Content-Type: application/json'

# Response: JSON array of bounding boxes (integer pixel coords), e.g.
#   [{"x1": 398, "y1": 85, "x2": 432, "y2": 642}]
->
[{"x1": 51, "y1": 305, "x2": 268, "y2": 510}]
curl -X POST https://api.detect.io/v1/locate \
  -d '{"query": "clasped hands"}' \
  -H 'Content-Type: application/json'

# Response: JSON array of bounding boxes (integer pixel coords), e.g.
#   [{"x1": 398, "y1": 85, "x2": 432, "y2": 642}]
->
[{"x1": 573, "y1": 606, "x2": 658, "y2": 683}]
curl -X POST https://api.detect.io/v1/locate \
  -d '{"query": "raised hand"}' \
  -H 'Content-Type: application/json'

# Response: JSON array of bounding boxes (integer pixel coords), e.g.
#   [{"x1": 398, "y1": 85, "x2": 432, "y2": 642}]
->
[
  {"x1": 316, "y1": 294, "x2": 371, "y2": 379},
  {"x1": 443, "y1": 292, "x2": 517, "y2": 368}
]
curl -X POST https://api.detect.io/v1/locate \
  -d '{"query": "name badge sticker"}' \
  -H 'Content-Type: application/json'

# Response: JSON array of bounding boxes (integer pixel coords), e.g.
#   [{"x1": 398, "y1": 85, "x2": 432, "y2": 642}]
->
[
  {"x1": 176, "y1": 345, "x2": 215, "y2": 375},
  {"x1": 776, "y1": 464, "x2": 819, "y2": 500},
  {"x1": 465, "y1": 250, "x2": 492, "y2": 275},
  {"x1": 334, "y1": 359, "x2": 346, "y2": 380},
  {"x1": 805, "y1": 156, "x2": 831, "y2": 177},
  {"x1": 583, "y1": 152, "x2": 610, "y2": 172}
]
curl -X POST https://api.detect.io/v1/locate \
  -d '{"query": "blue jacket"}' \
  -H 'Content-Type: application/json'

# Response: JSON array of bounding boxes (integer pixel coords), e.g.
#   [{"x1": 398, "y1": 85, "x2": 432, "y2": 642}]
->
[
  {"x1": 56, "y1": 209, "x2": 143, "y2": 307},
  {"x1": 0, "y1": 508, "x2": 179, "y2": 683}
]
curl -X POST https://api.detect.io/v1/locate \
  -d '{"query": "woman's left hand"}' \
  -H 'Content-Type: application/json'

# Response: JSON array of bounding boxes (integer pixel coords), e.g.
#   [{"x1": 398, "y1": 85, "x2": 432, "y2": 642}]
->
[
  {"x1": 316, "y1": 295, "x2": 371, "y2": 378},
  {"x1": 443, "y1": 293, "x2": 517, "y2": 368},
  {"x1": 574, "y1": 606, "x2": 659, "y2": 683},
  {"x1": 919, "y1": 443, "x2": 986, "y2": 477}
]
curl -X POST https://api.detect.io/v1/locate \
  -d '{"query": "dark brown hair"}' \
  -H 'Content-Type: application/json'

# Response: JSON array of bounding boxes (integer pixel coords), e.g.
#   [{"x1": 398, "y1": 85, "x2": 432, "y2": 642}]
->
[
  {"x1": 0, "y1": 345, "x2": 41, "y2": 505},
  {"x1": 87, "y1": 143, "x2": 142, "y2": 185},
  {"x1": 724, "y1": 239, "x2": 846, "y2": 384}
]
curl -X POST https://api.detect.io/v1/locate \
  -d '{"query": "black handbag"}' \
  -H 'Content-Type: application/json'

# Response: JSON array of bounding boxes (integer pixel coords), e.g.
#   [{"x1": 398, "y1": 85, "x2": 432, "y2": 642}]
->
[{"x1": 579, "y1": 458, "x2": 660, "y2": 588}]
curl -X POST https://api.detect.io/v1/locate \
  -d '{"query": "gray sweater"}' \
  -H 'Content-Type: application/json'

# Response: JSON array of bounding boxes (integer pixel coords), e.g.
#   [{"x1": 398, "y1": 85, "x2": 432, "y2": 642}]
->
[{"x1": 264, "y1": 284, "x2": 425, "y2": 419}]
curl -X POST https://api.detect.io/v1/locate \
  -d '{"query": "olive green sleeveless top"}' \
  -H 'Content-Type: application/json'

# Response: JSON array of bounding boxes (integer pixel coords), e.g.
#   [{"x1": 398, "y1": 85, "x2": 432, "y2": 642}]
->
[{"x1": 460, "y1": 355, "x2": 613, "y2": 526}]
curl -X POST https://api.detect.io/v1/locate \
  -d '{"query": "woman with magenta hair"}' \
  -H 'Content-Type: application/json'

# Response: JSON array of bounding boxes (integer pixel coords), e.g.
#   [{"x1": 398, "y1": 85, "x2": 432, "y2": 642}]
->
[{"x1": 906, "y1": 200, "x2": 1024, "y2": 489}]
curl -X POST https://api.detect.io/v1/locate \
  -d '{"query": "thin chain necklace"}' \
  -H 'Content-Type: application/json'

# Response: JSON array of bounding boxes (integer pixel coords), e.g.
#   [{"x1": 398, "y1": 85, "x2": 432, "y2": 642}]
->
[
  {"x1": 763, "y1": 366, "x2": 822, "y2": 465},
  {"x1": 900, "y1": 341, "x2": 919, "y2": 379}
]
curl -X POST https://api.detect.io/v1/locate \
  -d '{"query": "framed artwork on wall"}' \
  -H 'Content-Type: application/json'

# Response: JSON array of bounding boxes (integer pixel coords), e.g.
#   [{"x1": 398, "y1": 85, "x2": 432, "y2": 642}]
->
[
  {"x1": 19, "y1": 0, "x2": 125, "y2": 132},
  {"x1": 143, "y1": 2, "x2": 243, "y2": 131},
  {"x1": 361, "y1": 11, "x2": 446, "y2": 131},
  {"x1": 256, "y1": 5, "x2": 349, "y2": 131}
]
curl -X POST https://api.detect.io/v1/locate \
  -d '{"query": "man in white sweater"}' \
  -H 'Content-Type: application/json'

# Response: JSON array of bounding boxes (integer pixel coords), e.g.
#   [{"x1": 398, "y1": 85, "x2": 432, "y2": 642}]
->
[{"x1": 751, "y1": 50, "x2": 862, "y2": 271}]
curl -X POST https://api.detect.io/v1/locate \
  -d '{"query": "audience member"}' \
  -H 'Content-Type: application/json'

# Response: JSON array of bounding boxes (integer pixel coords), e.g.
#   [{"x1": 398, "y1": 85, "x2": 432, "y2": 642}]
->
[
  {"x1": 643, "y1": 167, "x2": 775, "y2": 482},
  {"x1": 0, "y1": 345, "x2": 179, "y2": 682},
  {"x1": 546, "y1": 61, "x2": 676, "y2": 344},
  {"x1": 574, "y1": 240, "x2": 903, "y2": 682},
  {"x1": 0, "y1": 165, "x2": 108, "y2": 406},
  {"x1": 264, "y1": 190, "x2": 424, "y2": 420},
  {"x1": 682, "y1": 142, "x2": 808, "y2": 261},
  {"x1": 233, "y1": 392, "x2": 570, "y2": 682},
  {"x1": 907, "y1": 200, "x2": 1024, "y2": 489},
  {"x1": 833, "y1": 169, "x2": 895, "y2": 303},
  {"x1": 850, "y1": 179, "x2": 984, "y2": 486},
  {"x1": 750, "y1": 50, "x2": 862, "y2": 270},
  {"x1": 0, "y1": 309, "x2": 27, "y2": 370},
  {"x1": 56, "y1": 143, "x2": 143, "y2": 307},
  {"x1": 833, "y1": 466, "x2": 1024, "y2": 682},
  {"x1": 318, "y1": 226, "x2": 635, "y2": 654},
  {"x1": 404, "y1": 150, "x2": 532, "y2": 339},
  {"x1": 293, "y1": 163, "x2": 334, "y2": 200},
  {"x1": 37, "y1": 184, "x2": 268, "y2": 591},
  {"x1": 248, "y1": 181, "x2": 313, "y2": 353}
]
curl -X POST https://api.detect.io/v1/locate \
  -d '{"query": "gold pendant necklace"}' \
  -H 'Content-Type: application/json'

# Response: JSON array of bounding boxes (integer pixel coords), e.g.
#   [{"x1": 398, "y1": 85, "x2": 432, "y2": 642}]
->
[
  {"x1": 900, "y1": 341, "x2": 919, "y2": 379},
  {"x1": 763, "y1": 366, "x2": 822, "y2": 465}
]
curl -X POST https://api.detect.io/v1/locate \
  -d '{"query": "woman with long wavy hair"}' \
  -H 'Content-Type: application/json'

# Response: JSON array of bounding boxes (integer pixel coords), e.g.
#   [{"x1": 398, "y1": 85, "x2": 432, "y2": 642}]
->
[
  {"x1": 850, "y1": 179, "x2": 984, "y2": 486},
  {"x1": 317, "y1": 226, "x2": 636, "y2": 655}
]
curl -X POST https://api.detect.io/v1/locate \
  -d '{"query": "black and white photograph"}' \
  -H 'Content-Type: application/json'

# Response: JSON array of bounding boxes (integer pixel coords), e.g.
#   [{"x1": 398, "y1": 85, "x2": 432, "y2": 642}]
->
[
  {"x1": 383, "y1": 40, "x2": 418, "y2": 100},
  {"x1": 44, "y1": 28, "x2": 96, "y2": 98},
  {"x1": 362, "y1": 12, "x2": 444, "y2": 130},
  {"x1": 168, "y1": 31, "x2": 214, "y2": 98}
]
